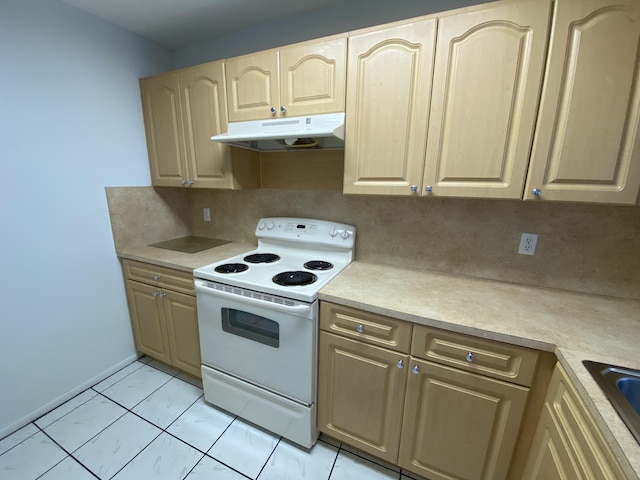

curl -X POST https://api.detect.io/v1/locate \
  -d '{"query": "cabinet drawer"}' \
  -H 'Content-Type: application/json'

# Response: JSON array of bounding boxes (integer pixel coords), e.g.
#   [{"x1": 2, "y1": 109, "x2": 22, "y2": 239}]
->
[
  {"x1": 122, "y1": 259, "x2": 195, "y2": 295},
  {"x1": 320, "y1": 302, "x2": 412, "y2": 353},
  {"x1": 411, "y1": 325, "x2": 539, "y2": 387}
]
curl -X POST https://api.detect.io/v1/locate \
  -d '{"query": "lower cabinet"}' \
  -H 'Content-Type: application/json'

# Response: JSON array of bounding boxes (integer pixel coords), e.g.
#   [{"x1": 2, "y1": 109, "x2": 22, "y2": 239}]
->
[
  {"x1": 318, "y1": 332, "x2": 408, "y2": 463},
  {"x1": 522, "y1": 363, "x2": 626, "y2": 479},
  {"x1": 123, "y1": 260, "x2": 202, "y2": 378},
  {"x1": 317, "y1": 301, "x2": 538, "y2": 480},
  {"x1": 398, "y1": 358, "x2": 529, "y2": 480}
]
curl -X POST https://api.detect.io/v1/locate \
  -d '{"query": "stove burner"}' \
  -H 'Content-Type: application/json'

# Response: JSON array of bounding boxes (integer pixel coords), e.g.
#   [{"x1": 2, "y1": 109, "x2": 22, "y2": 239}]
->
[
  {"x1": 273, "y1": 271, "x2": 318, "y2": 286},
  {"x1": 304, "y1": 260, "x2": 334, "y2": 271},
  {"x1": 214, "y1": 263, "x2": 249, "y2": 274},
  {"x1": 244, "y1": 253, "x2": 281, "y2": 264}
]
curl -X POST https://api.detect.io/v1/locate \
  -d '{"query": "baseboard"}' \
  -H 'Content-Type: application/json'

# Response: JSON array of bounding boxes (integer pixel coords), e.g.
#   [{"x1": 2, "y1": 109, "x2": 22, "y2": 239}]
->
[{"x1": 0, "y1": 353, "x2": 139, "y2": 440}]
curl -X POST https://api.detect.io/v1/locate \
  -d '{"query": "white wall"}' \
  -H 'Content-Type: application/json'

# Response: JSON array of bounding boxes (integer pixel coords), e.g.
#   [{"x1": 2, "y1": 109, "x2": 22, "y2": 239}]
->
[
  {"x1": 174, "y1": 0, "x2": 484, "y2": 68},
  {"x1": 0, "y1": 0, "x2": 172, "y2": 437}
]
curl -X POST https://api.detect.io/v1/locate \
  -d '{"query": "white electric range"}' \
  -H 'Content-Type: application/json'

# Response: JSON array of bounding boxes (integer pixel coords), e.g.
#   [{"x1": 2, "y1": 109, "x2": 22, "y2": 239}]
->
[{"x1": 193, "y1": 217, "x2": 355, "y2": 448}]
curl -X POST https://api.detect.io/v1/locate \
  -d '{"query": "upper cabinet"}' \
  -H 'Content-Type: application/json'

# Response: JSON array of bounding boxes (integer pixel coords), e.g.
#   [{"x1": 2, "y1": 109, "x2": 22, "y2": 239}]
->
[
  {"x1": 225, "y1": 35, "x2": 347, "y2": 122},
  {"x1": 525, "y1": 0, "x2": 640, "y2": 204},
  {"x1": 423, "y1": 0, "x2": 551, "y2": 199},
  {"x1": 140, "y1": 62, "x2": 259, "y2": 189},
  {"x1": 343, "y1": 19, "x2": 437, "y2": 196},
  {"x1": 344, "y1": 0, "x2": 551, "y2": 197}
]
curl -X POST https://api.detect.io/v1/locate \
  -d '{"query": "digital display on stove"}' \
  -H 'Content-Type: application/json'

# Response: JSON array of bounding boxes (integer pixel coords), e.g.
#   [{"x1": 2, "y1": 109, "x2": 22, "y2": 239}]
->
[{"x1": 285, "y1": 223, "x2": 317, "y2": 235}]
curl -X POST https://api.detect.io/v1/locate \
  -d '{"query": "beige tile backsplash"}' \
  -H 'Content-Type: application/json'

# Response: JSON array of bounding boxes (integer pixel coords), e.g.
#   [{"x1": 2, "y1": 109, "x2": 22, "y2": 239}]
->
[
  {"x1": 105, "y1": 186, "x2": 190, "y2": 251},
  {"x1": 188, "y1": 189, "x2": 640, "y2": 300},
  {"x1": 105, "y1": 186, "x2": 639, "y2": 300}
]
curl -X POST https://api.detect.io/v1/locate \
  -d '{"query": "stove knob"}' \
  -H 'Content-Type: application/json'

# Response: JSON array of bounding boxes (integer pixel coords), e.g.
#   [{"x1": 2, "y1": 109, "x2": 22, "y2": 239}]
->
[
  {"x1": 340, "y1": 230, "x2": 351, "y2": 239},
  {"x1": 258, "y1": 222, "x2": 266, "y2": 230},
  {"x1": 267, "y1": 222, "x2": 275, "y2": 230},
  {"x1": 329, "y1": 227, "x2": 338, "y2": 237}
]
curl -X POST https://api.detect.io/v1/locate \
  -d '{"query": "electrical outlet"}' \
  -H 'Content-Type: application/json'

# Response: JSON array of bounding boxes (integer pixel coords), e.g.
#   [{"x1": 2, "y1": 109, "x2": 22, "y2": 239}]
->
[
  {"x1": 518, "y1": 233, "x2": 538, "y2": 256},
  {"x1": 203, "y1": 207, "x2": 211, "y2": 222}
]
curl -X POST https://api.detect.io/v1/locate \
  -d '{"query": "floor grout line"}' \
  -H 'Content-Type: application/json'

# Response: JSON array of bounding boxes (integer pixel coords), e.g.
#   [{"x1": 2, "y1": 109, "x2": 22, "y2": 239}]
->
[{"x1": 4, "y1": 357, "x2": 407, "y2": 480}]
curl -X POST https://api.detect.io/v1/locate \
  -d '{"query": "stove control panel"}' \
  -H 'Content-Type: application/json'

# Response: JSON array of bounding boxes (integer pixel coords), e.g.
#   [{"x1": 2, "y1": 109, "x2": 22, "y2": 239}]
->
[{"x1": 256, "y1": 217, "x2": 355, "y2": 248}]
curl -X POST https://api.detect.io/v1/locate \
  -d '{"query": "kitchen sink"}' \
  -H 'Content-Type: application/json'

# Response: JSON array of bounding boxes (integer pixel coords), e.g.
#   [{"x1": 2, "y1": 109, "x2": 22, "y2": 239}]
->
[{"x1": 583, "y1": 360, "x2": 640, "y2": 444}]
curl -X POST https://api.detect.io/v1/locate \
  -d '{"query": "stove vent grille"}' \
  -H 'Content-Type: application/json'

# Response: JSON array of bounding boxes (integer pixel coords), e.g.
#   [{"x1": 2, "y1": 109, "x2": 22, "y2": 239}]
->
[{"x1": 211, "y1": 282, "x2": 296, "y2": 306}]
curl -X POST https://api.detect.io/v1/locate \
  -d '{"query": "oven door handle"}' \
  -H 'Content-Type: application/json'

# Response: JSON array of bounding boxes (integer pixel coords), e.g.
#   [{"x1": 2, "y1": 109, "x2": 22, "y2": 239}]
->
[{"x1": 195, "y1": 281, "x2": 314, "y2": 316}]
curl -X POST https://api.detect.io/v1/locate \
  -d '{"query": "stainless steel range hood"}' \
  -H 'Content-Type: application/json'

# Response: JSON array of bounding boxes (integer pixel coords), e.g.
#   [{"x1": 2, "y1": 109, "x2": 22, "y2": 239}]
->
[{"x1": 211, "y1": 113, "x2": 345, "y2": 152}]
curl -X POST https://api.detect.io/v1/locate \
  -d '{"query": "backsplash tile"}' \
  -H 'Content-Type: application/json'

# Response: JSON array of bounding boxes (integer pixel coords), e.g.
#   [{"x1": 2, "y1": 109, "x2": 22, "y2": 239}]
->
[
  {"x1": 188, "y1": 189, "x2": 640, "y2": 300},
  {"x1": 105, "y1": 186, "x2": 190, "y2": 251}
]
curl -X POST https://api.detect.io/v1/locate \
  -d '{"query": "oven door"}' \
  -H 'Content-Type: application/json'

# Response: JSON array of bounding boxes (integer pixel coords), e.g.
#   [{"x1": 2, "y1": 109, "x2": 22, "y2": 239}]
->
[{"x1": 195, "y1": 279, "x2": 317, "y2": 405}]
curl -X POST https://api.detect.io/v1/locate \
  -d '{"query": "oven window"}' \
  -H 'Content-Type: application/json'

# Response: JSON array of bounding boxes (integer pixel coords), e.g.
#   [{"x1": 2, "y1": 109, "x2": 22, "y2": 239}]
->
[{"x1": 221, "y1": 308, "x2": 279, "y2": 348}]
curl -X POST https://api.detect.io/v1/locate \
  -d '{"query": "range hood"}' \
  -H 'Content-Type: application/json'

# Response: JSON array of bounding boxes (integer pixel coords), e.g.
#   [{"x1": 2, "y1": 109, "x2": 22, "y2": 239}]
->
[{"x1": 211, "y1": 113, "x2": 345, "y2": 152}]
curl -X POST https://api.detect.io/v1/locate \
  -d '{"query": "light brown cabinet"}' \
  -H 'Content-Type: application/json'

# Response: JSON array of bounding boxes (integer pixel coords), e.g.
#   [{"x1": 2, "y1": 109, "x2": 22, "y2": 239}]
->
[
  {"x1": 123, "y1": 260, "x2": 201, "y2": 378},
  {"x1": 343, "y1": 18, "x2": 436, "y2": 196},
  {"x1": 318, "y1": 303, "x2": 412, "y2": 462},
  {"x1": 225, "y1": 35, "x2": 346, "y2": 122},
  {"x1": 423, "y1": 0, "x2": 551, "y2": 199},
  {"x1": 525, "y1": 0, "x2": 640, "y2": 205},
  {"x1": 317, "y1": 302, "x2": 539, "y2": 479},
  {"x1": 140, "y1": 62, "x2": 259, "y2": 189},
  {"x1": 523, "y1": 363, "x2": 627, "y2": 479},
  {"x1": 343, "y1": 0, "x2": 551, "y2": 198}
]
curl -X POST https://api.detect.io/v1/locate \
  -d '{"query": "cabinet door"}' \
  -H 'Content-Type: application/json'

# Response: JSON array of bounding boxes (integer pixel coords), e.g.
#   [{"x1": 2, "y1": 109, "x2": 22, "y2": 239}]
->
[
  {"x1": 179, "y1": 62, "x2": 234, "y2": 189},
  {"x1": 279, "y1": 36, "x2": 346, "y2": 117},
  {"x1": 525, "y1": 0, "x2": 640, "y2": 204},
  {"x1": 225, "y1": 50, "x2": 279, "y2": 122},
  {"x1": 522, "y1": 407, "x2": 582, "y2": 480},
  {"x1": 538, "y1": 364, "x2": 627, "y2": 480},
  {"x1": 163, "y1": 290, "x2": 201, "y2": 379},
  {"x1": 317, "y1": 332, "x2": 408, "y2": 463},
  {"x1": 423, "y1": 0, "x2": 551, "y2": 199},
  {"x1": 140, "y1": 73, "x2": 187, "y2": 187},
  {"x1": 398, "y1": 358, "x2": 529, "y2": 480},
  {"x1": 125, "y1": 280, "x2": 172, "y2": 364},
  {"x1": 343, "y1": 19, "x2": 436, "y2": 195}
]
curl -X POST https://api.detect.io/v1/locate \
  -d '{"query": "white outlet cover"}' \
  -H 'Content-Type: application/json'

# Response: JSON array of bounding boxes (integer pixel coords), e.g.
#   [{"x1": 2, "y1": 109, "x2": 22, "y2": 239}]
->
[
  {"x1": 203, "y1": 207, "x2": 211, "y2": 222},
  {"x1": 518, "y1": 233, "x2": 538, "y2": 255}
]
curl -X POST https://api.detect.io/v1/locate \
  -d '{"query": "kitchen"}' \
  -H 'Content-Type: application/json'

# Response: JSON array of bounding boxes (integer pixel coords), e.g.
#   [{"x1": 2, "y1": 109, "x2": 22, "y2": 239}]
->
[{"x1": 1, "y1": 0, "x2": 640, "y2": 479}]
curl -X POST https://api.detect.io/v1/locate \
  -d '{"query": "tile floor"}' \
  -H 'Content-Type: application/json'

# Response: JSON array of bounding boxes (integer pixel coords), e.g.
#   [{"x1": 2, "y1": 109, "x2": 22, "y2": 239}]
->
[{"x1": 0, "y1": 357, "x2": 425, "y2": 480}]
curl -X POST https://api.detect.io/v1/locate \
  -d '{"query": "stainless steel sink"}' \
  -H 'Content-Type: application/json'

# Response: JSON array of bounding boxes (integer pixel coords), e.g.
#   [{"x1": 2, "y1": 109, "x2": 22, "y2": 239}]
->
[{"x1": 583, "y1": 360, "x2": 640, "y2": 444}]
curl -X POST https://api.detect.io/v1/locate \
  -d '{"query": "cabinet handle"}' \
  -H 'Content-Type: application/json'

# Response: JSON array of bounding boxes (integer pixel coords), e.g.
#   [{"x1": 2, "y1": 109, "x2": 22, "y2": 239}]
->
[
  {"x1": 153, "y1": 275, "x2": 161, "y2": 281},
  {"x1": 396, "y1": 360, "x2": 404, "y2": 369},
  {"x1": 532, "y1": 188, "x2": 542, "y2": 197},
  {"x1": 425, "y1": 185, "x2": 433, "y2": 193},
  {"x1": 280, "y1": 106, "x2": 287, "y2": 114},
  {"x1": 153, "y1": 292, "x2": 160, "y2": 297},
  {"x1": 412, "y1": 365, "x2": 420, "y2": 375},
  {"x1": 270, "y1": 107, "x2": 277, "y2": 115},
  {"x1": 357, "y1": 324, "x2": 364, "y2": 333},
  {"x1": 180, "y1": 180, "x2": 187, "y2": 186},
  {"x1": 187, "y1": 180, "x2": 194, "y2": 186},
  {"x1": 466, "y1": 352, "x2": 474, "y2": 363},
  {"x1": 159, "y1": 293, "x2": 166, "y2": 298},
  {"x1": 410, "y1": 185, "x2": 418, "y2": 192}
]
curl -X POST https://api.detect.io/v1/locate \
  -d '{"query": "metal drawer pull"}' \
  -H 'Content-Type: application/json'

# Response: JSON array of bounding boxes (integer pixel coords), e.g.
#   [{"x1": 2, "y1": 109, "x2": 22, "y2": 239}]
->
[
  {"x1": 412, "y1": 365, "x2": 420, "y2": 375},
  {"x1": 153, "y1": 275, "x2": 161, "y2": 281},
  {"x1": 357, "y1": 325, "x2": 364, "y2": 333},
  {"x1": 397, "y1": 360, "x2": 404, "y2": 369},
  {"x1": 466, "y1": 352, "x2": 474, "y2": 363}
]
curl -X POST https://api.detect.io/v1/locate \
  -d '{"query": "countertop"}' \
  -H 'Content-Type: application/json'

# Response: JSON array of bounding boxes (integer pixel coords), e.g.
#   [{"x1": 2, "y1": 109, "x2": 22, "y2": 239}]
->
[
  {"x1": 117, "y1": 242, "x2": 256, "y2": 273},
  {"x1": 319, "y1": 261, "x2": 640, "y2": 479}
]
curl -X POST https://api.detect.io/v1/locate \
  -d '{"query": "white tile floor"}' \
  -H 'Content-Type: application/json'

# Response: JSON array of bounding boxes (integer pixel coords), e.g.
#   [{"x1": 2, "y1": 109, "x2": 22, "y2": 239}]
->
[{"x1": 0, "y1": 358, "x2": 425, "y2": 480}]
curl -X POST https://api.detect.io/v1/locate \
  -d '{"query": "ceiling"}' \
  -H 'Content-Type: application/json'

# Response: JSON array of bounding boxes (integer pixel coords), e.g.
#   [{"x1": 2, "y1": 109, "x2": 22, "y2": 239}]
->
[{"x1": 60, "y1": 0, "x2": 357, "y2": 49}]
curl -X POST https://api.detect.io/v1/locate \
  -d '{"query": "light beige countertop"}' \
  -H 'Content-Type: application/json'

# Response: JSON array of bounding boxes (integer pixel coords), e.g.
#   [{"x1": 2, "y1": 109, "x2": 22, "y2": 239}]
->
[
  {"x1": 319, "y1": 261, "x2": 640, "y2": 479},
  {"x1": 117, "y1": 242, "x2": 256, "y2": 272}
]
